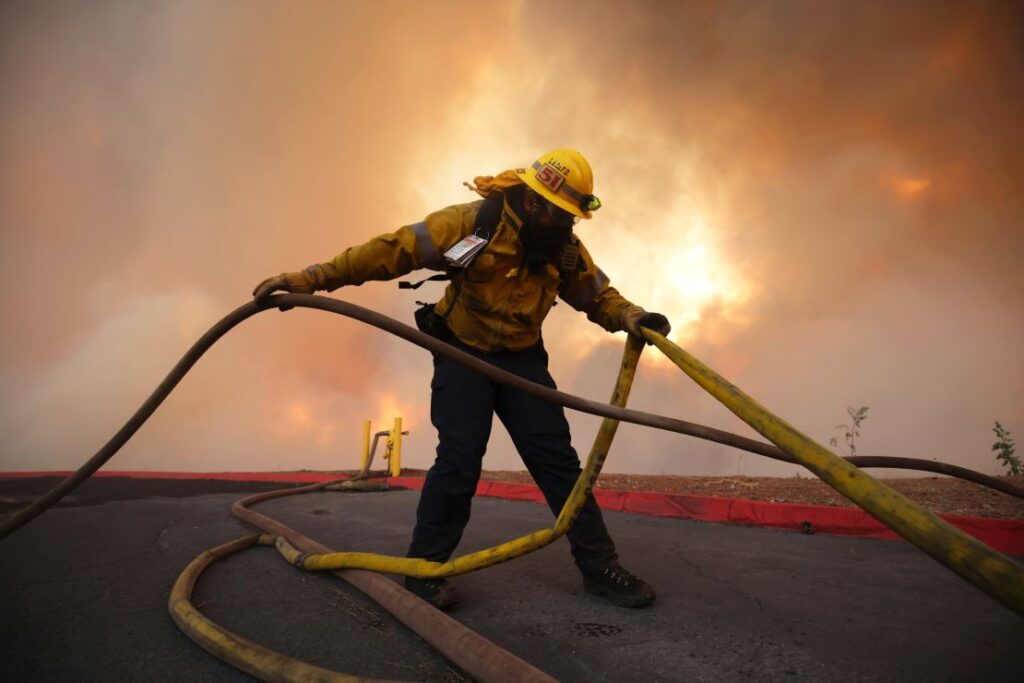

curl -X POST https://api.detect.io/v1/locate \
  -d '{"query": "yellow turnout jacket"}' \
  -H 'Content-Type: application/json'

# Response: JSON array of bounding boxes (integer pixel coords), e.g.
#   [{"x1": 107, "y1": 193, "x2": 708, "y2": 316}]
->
[{"x1": 308, "y1": 194, "x2": 640, "y2": 353}]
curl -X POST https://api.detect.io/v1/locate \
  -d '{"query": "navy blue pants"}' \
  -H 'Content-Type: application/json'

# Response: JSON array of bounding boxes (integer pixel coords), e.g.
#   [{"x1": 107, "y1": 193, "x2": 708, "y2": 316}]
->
[{"x1": 407, "y1": 338, "x2": 618, "y2": 570}]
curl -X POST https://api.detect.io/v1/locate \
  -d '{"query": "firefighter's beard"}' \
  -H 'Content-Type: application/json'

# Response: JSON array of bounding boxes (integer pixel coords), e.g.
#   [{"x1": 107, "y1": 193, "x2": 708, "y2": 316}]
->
[{"x1": 520, "y1": 216, "x2": 571, "y2": 271}]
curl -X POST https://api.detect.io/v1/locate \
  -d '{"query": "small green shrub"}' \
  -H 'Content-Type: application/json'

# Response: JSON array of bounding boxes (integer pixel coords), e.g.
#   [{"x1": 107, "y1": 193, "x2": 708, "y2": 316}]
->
[
  {"x1": 830, "y1": 405, "x2": 869, "y2": 457},
  {"x1": 992, "y1": 421, "x2": 1020, "y2": 475}
]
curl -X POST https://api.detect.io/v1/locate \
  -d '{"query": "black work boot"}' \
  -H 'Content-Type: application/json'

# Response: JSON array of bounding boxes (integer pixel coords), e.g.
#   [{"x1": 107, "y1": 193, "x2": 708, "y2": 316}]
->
[
  {"x1": 580, "y1": 561, "x2": 656, "y2": 608},
  {"x1": 404, "y1": 577, "x2": 461, "y2": 611}
]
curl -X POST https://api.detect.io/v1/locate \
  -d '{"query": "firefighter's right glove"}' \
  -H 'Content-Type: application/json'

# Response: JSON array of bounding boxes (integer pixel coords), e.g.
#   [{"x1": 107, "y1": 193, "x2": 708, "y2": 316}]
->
[{"x1": 621, "y1": 307, "x2": 672, "y2": 344}]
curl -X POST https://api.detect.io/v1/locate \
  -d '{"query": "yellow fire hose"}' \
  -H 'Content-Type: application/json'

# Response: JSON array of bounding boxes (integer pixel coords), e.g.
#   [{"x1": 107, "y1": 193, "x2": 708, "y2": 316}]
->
[
  {"x1": 249, "y1": 325, "x2": 1024, "y2": 617},
  {"x1": 273, "y1": 337, "x2": 643, "y2": 578},
  {"x1": 177, "y1": 320, "x2": 1024, "y2": 680},
  {"x1": 646, "y1": 329, "x2": 1024, "y2": 616},
  {"x1": 228, "y1": 482, "x2": 559, "y2": 683},
  {"x1": 169, "y1": 338, "x2": 641, "y2": 683},
  {"x1": 3, "y1": 293, "x2": 1023, "y2": 681},
  {"x1": 168, "y1": 533, "x2": 389, "y2": 683},
  {"x1": 3, "y1": 294, "x2": 1020, "y2": 541}
]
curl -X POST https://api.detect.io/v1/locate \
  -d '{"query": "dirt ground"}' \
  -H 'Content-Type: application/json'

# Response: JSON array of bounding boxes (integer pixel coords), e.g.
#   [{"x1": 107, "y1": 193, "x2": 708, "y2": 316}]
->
[{"x1": 402, "y1": 470, "x2": 1024, "y2": 520}]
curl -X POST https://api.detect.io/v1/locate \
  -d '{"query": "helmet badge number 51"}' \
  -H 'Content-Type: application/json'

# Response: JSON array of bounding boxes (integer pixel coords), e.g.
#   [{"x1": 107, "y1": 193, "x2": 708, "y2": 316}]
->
[{"x1": 536, "y1": 163, "x2": 566, "y2": 193}]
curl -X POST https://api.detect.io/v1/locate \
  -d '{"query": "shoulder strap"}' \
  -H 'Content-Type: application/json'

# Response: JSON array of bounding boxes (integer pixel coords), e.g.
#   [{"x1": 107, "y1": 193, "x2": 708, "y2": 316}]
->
[
  {"x1": 556, "y1": 234, "x2": 586, "y2": 291},
  {"x1": 434, "y1": 191, "x2": 505, "y2": 321},
  {"x1": 398, "y1": 273, "x2": 450, "y2": 290},
  {"x1": 472, "y1": 191, "x2": 504, "y2": 242}
]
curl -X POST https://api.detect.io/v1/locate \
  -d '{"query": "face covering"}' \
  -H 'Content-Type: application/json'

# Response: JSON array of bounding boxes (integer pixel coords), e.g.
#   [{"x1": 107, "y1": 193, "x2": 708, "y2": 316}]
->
[{"x1": 520, "y1": 214, "x2": 572, "y2": 270}]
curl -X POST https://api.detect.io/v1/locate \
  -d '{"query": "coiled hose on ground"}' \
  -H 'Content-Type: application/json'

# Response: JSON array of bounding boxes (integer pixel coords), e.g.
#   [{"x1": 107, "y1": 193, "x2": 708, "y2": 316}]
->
[{"x1": 2, "y1": 294, "x2": 1023, "y2": 681}]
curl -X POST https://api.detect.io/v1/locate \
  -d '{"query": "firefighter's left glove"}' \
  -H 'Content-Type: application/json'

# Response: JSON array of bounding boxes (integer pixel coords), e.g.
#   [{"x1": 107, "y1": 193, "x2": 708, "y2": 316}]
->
[
  {"x1": 622, "y1": 307, "x2": 672, "y2": 343},
  {"x1": 252, "y1": 270, "x2": 316, "y2": 303}
]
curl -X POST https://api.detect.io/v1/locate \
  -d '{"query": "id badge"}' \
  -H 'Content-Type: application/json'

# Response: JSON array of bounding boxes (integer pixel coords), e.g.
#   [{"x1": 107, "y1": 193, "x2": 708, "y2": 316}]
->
[{"x1": 443, "y1": 235, "x2": 488, "y2": 268}]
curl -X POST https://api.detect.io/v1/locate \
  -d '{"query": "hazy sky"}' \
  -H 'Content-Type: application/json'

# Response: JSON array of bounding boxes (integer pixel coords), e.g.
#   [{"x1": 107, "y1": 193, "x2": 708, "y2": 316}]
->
[{"x1": 1, "y1": 0, "x2": 1021, "y2": 479}]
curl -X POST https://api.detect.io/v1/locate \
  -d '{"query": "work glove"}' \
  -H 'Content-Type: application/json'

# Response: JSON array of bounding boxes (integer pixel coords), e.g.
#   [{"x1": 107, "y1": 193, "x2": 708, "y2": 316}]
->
[
  {"x1": 621, "y1": 306, "x2": 672, "y2": 343},
  {"x1": 252, "y1": 269, "x2": 316, "y2": 302}
]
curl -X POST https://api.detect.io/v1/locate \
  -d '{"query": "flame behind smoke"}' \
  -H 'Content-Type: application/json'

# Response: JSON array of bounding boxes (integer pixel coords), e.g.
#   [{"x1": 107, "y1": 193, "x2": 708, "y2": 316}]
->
[{"x1": 1, "y1": 1, "x2": 1021, "y2": 478}]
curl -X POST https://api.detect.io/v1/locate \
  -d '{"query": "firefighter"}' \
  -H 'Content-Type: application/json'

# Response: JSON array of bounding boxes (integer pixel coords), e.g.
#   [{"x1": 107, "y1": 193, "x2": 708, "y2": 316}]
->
[{"x1": 253, "y1": 148, "x2": 670, "y2": 610}]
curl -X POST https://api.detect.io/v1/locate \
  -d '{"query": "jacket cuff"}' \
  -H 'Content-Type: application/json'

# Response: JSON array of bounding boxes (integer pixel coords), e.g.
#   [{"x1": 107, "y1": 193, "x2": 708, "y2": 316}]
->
[{"x1": 302, "y1": 262, "x2": 346, "y2": 292}]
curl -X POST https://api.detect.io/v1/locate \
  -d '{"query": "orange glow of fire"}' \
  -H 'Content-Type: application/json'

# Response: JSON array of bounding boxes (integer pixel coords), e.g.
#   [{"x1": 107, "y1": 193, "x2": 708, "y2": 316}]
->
[
  {"x1": 373, "y1": 392, "x2": 422, "y2": 433},
  {"x1": 287, "y1": 403, "x2": 313, "y2": 430},
  {"x1": 595, "y1": 208, "x2": 755, "y2": 354},
  {"x1": 278, "y1": 401, "x2": 338, "y2": 446},
  {"x1": 893, "y1": 175, "x2": 932, "y2": 199}
]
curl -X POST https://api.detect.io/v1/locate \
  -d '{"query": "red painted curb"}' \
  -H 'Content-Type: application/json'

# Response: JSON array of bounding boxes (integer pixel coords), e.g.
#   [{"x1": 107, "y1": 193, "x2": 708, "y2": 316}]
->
[
  {"x1": 391, "y1": 476, "x2": 1024, "y2": 555},
  {"x1": 5, "y1": 471, "x2": 1022, "y2": 554}
]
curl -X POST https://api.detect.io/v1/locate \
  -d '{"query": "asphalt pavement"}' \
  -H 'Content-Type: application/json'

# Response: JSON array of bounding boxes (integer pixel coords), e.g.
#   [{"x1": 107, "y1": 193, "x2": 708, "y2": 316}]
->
[{"x1": 1, "y1": 477, "x2": 1021, "y2": 682}]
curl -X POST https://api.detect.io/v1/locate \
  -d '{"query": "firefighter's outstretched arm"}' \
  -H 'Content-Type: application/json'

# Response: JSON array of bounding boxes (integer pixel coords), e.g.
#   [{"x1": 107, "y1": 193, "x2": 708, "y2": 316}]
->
[{"x1": 251, "y1": 202, "x2": 479, "y2": 302}]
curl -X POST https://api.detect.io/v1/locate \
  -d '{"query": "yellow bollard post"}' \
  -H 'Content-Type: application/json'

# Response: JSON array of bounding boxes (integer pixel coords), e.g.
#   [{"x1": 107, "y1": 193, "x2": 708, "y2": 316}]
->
[
  {"x1": 391, "y1": 416, "x2": 403, "y2": 477},
  {"x1": 359, "y1": 420, "x2": 371, "y2": 474},
  {"x1": 383, "y1": 429, "x2": 394, "y2": 472}
]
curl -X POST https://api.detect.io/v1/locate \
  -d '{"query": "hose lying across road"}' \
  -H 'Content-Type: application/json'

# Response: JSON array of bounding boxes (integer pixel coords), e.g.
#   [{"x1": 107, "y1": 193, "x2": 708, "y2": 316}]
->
[
  {"x1": 170, "y1": 481, "x2": 560, "y2": 683},
  {"x1": 2, "y1": 294, "x2": 1023, "y2": 680},
  {"x1": 168, "y1": 340, "x2": 644, "y2": 682},
  {"x1": 2, "y1": 294, "x2": 1021, "y2": 542}
]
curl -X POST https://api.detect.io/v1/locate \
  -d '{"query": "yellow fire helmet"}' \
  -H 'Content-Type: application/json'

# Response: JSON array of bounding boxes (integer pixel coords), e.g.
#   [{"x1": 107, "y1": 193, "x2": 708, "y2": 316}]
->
[{"x1": 516, "y1": 148, "x2": 603, "y2": 219}]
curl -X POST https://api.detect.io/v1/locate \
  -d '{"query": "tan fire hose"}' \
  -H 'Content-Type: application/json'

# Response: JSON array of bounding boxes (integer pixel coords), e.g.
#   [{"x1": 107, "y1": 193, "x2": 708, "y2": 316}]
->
[
  {"x1": 167, "y1": 338, "x2": 643, "y2": 681},
  {"x1": 3, "y1": 294, "x2": 1020, "y2": 542},
  {"x1": 3, "y1": 293, "x2": 1023, "y2": 682}
]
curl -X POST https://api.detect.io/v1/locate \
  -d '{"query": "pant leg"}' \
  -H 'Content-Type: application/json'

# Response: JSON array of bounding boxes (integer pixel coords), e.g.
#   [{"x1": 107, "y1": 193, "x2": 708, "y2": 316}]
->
[
  {"x1": 407, "y1": 350, "x2": 495, "y2": 563},
  {"x1": 493, "y1": 342, "x2": 618, "y2": 569}
]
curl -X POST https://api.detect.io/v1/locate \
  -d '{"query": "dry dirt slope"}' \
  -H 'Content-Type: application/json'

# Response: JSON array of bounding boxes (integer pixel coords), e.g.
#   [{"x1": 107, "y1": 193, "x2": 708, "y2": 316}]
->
[{"x1": 443, "y1": 471, "x2": 1024, "y2": 520}]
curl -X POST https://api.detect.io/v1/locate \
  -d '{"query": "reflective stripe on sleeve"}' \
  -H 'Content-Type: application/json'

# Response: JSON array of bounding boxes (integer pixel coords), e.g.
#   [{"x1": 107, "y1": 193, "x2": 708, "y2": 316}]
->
[{"x1": 411, "y1": 221, "x2": 440, "y2": 267}]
